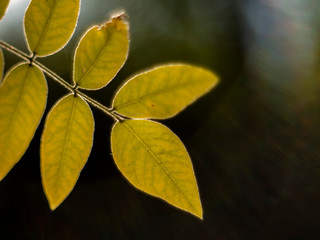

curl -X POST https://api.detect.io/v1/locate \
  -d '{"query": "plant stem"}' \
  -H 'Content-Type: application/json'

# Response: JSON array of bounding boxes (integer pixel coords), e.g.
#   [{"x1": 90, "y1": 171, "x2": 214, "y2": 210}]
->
[
  {"x1": 0, "y1": 40, "x2": 30, "y2": 61},
  {"x1": 0, "y1": 40, "x2": 120, "y2": 121}
]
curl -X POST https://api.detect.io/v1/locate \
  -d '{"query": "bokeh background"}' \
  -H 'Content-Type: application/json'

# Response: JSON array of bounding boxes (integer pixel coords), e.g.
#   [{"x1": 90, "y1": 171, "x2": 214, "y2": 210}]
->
[{"x1": 1, "y1": 0, "x2": 320, "y2": 239}]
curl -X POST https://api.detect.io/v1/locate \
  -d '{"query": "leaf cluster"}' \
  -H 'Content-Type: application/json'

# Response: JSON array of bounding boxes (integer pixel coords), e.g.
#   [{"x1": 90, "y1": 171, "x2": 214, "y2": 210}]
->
[{"x1": 0, "y1": 0, "x2": 219, "y2": 219}]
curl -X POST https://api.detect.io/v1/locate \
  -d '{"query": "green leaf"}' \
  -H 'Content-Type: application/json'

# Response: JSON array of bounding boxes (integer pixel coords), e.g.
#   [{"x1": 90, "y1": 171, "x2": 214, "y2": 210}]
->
[
  {"x1": 111, "y1": 119, "x2": 202, "y2": 219},
  {"x1": 0, "y1": 0, "x2": 9, "y2": 21},
  {"x1": 73, "y1": 14, "x2": 129, "y2": 90},
  {"x1": 113, "y1": 64, "x2": 219, "y2": 119},
  {"x1": 0, "y1": 48, "x2": 4, "y2": 82},
  {"x1": 41, "y1": 94, "x2": 94, "y2": 210},
  {"x1": 0, "y1": 63, "x2": 47, "y2": 180},
  {"x1": 24, "y1": 0, "x2": 80, "y2": 57}
]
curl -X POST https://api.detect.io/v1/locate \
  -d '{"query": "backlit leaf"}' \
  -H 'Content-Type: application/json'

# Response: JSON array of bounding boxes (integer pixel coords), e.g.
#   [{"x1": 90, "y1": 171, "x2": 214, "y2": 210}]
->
[
  {"x1": 24, "y1": 0, "x2": 80, "y2": 57},
  {"x1": 41, "y1": 94, "x2": 94, "y2": 210},
  {"x1": 0, "y1": 63, "x2": 47, "y2": 180},
  {"x1": 73, "y1": 14, "x2": 128, "y2": 90},
  {"x1": 0, "y1": 48, "x2": 4, "y2": 82},
  {"x1": 113, "y1": 64, "x2": 219, "y2": 119},
  {"x1": 0, "y1": 0, "x2": 9, "y2": 21},
  {"x1": 111, "y1": 120, "x2": 202, "y2": 219}
]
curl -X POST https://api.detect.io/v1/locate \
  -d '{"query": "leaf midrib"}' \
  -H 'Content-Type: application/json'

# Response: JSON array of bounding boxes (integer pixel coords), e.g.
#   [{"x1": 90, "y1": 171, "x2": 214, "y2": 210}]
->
[
  {"x1": 55, "y1": 96, "x2": 78, "y2": 195},
  {"x1": 75, "y1": 28, "x2": 110, "y2": 87},
  {"x1": 2, "y1": 66, "x2": 31, "y2": 163},
  {"x1": 33, "y1": 0, "x2": 57, "y2": 54},
  {"x1": 122, "y1": 121, "x2": 196, "y2": 211}
]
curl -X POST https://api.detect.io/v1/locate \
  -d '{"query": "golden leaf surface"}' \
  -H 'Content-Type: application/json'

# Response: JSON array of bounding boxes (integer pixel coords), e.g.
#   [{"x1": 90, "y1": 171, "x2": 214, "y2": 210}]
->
[
  {"x1": 24, "y1": 0, "x2": 80, "y2": 57},
  {"x1": 0, "y1": 63, "x2": 47, "y2": 180},
  {"x1": 41, "y1": 94, "x2": 94, "y2": 210},
  {"x1": 0, "y1": 0, "x2": 9, "y2": 21},
  {"x1": 113, "y1": 64, "x2": 218, "y2": 119},
  {"x1": 73, "y1": 14, "x2": 129, "y2": 90},
  {"x1": 111, "y1": 119, "x2": 202, "y2": 219}
]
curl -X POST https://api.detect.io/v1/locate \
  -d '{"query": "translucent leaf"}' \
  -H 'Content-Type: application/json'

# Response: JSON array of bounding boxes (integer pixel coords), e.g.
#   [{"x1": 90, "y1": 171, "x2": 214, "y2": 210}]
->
[
  {"x1": 0, "y1": 48, "x2": 4, "y2": 82},
  {"x1": 113, "y1": 64, "x2": 219, "y2": 119},
  {"x1": 24, "y1": 0, "x2": 80, "y2": 57},
  {"x1": 41, "y1": 94, "x2": 94, "y2": 210},
  {"x1": 0, "y1": 0, "x2": 9, "y2": 21},
  {"x1": 73, "y1": 14, "x2": 129, "y2": 90},
  {"x1": 111, "y1": 120, "x2": 202, "y2": 219},
  {"x1": 0, "y1": 63, "x2": 47, "y2": 180}
]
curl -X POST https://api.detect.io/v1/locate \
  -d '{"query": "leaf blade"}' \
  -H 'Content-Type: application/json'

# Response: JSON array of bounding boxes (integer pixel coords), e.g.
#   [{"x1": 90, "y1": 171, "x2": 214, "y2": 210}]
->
[
  {"x1": 111, "y1": 120, "x2": 202, "y2": 219},
  {"x1": 113, "y1": 64, "x2": 219, "y2": 119},
  {"x1": 73, "y1": 14, "x2": 129, "y2": 90},
  {"x1": 41, "y1": 94, "x2": 94, "y2": 210},
  {"x1": 0, "y1": 63, "x2": 47, "y2": 180},
  {"x1": 24, "y1": 0, "x2": 80, "y2": 57},
  {"x1": 0, "y1": 0, "x2": 9, "y2": 21}
]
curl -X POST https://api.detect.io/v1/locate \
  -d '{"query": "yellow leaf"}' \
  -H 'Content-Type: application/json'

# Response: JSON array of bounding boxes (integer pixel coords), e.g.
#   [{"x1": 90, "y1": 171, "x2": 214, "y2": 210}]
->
[
  {"x1": 0, "y1": 0, "x2": 9, "y2": 21},
  {"x1": 0, "y1": 48, "x2": 4, "y2": 82},
  {"x1": 0, "y1": 63, "x2": 47, "y2": 180},
  {"x1": 24, "y1": 0, "x2": 80, "y2": 57},
  {"x1": 113, "y1": 64, "x2": 219, "y2": 119},
  {"x1": 73, "y1": 14, "x2": 129, "y2": 90},
  {"x1": 41, "y1": 94, "x2": 94, "y2": 210},
  {"x1": 111, "y1": 120, "x2": 202, "y2": 219}
]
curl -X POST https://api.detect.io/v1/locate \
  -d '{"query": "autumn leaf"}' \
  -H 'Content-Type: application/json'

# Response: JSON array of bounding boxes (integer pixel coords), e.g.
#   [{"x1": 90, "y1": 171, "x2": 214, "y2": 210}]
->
[
  {"x1": 24, "y1": 0, "x2": 80, "y2": 57},
  {"x1": 111, "y1": 119, "x2": 202, "y2": 219},
  {"x1": 41, "y1": 94, "x2": 94, "y2": 210},
  {"x1": 73, "y1": 14, "x2": 129, "y2": 90},
  {"x1": 113, "y1": 64, "x2": 218, "y2": 119},
  {"x1": 0, "y1": 63, "x2": 47, "y2": 180}
]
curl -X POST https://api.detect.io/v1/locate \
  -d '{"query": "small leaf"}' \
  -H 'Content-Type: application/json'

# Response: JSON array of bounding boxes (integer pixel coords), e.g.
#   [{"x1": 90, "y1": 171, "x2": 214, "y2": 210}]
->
[
  {"x1": 113, "y1": 64, "x2": 219, "y2": 119},
  {"x1": 41, "y1": 94, "x2": 94, "y2": 210},
  {"x1": 73, "y1": 14, "x2": 129, "y2": 90},
  {"x1": 111, "y1": 120, "x2": 202, "y2": 219},
  {"x1": 0, "y1": 0, "x2": 9, "y2": 21},
  {"x1": 24, "y1": 0, "x2": 80, "y2": 57},
  {"x1": 0, "y1": 63, "x2": 47, "y2": 180},
  {"x1": 0, "y1": 48, "x2": 4, "y2": 82}
]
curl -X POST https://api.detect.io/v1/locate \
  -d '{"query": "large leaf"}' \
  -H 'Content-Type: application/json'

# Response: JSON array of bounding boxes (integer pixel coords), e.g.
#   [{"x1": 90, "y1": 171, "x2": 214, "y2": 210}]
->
[
  {"x1": 0, "y1": 63, "x2": 47, "y2": 180},
  {"x1": 0, "y1": 48, "x2": 4, "y2": 82},
  {"x1": 111, "y1": 119, "x2": 202, "y2": 219},
  {"x1": 0, "y1": 0, "x2": 9, "y2": 21},
  {"x1": 113, "y1": 64, "x2": 219, "y2": 119},
  {"x1": 41, "y1": 94, "x2": 94, "y2": 210},
  {"x1": 73, "y1": 14, "x2": 129, "y2": 90},
  {"x1": 24, "y1": 0, "x2": 80, "y2": 57}
]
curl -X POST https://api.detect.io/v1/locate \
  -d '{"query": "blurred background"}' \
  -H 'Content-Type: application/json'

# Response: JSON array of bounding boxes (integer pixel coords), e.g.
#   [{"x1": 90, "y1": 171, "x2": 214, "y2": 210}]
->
[{"x1": 1, "y1": 0, "x2": 320, "y2": 239}]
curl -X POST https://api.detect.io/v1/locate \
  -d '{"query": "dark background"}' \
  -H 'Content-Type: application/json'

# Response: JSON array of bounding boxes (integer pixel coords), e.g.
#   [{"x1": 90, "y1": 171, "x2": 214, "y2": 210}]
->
[{"x1": 1, "y1": 0, "x2": 320, "y2": 239}]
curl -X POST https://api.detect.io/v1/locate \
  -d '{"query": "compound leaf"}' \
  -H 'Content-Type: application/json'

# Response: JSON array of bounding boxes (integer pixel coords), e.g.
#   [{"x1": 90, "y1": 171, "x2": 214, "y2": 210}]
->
[
  {"x1": 111, "y1": 119, "x2": 202, "y2": 219},
  {"x1": 41, "y1": 94, "x2": 94, "y2": 210},
  {"x1": 0, "y1": 0, "x2": 9, "y2": 21},
  {"x1": 0, "y1": 63, "x2": 47, "y2": 180},
  {"x1": 73, "y1": 14, "x2": 128, "y2": 90},
  {"x1": 0, "y1": 48, "x2": 4, "y2": 82},
  {"x1": 24, "y1": 0, "x2": 80, "y2": 57},
  {"x1": 113, "y1": 64, "x2": 219, "y2": 119}
]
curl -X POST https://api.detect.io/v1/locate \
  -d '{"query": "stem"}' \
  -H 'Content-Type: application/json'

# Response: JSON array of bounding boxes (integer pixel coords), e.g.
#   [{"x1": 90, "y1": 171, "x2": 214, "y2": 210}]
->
[
  {"x1": 77, "y1": 91, "x2": 121, "y2": 121},
  {"x1": 0, "y1": 40, "x2": 30, "y2": 61},
  {"x1": 33, "y1": 60, "x2": 75, "y2": 92},
  {"x1": 0, "y1": 40, "x2": 120, "y2": 121}
]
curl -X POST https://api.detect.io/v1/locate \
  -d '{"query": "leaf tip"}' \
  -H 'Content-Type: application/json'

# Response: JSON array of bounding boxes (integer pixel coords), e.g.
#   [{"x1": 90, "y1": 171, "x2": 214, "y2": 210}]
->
[
  {"x1": 111, "y1": 10, "x2": 128, "y2": 21},
  {"x1": 108, "y1": 10, "x2": 129, "y2": 30},
  {"x1": 47, "y1": 195, "x2": 63, "y2": 211}
]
